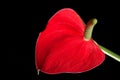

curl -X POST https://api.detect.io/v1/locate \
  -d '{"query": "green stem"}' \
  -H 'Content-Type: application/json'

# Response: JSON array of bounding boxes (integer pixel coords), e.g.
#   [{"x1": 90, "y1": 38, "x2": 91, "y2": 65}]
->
[{"x1": 99, "y1": 45, "x2": 120, "y2": 62}]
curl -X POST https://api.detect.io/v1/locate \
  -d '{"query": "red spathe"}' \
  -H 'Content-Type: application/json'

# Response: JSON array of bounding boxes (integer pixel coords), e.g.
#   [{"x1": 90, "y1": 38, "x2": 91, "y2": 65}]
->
[{"x1": 35, "y1": 8, "x2": 105, "y2": 74}]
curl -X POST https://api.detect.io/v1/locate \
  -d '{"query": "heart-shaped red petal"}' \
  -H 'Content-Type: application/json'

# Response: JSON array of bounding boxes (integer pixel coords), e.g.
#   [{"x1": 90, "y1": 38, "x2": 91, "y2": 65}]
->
[{"x1": 35, "y1": 8, "x2": 105, "y2": 74}]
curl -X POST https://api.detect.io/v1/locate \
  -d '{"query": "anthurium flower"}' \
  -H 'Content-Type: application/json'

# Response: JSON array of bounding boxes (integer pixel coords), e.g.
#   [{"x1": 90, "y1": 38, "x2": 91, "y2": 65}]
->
[{"x1": 35, "y1": 8, "x2": 120, "y2": 75}]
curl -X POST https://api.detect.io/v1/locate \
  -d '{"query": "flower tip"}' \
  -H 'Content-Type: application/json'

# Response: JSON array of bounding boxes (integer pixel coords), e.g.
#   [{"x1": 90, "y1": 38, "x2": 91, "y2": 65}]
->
[{"x1": 92, "y1": 18, "x2": 97, "y2": 25}]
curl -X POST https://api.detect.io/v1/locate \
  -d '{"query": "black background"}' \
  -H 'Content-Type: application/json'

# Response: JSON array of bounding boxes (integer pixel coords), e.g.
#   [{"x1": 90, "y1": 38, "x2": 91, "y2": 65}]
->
[{"x1": 7, "y1": 0, "x2": 120, "y2": 80}]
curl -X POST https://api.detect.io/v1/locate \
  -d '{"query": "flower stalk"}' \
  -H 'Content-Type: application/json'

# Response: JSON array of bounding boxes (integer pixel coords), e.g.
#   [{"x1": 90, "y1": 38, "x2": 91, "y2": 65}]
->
[{"x1": 99, "y1": 45, "x2": 120, "y2": 62}]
